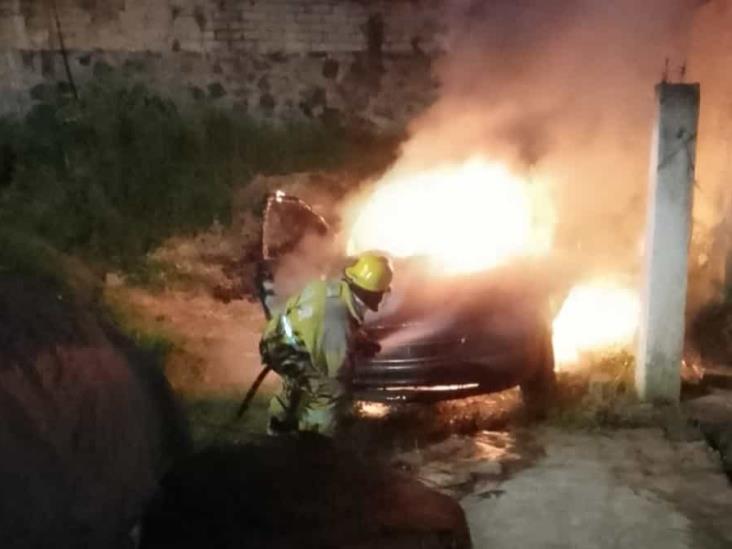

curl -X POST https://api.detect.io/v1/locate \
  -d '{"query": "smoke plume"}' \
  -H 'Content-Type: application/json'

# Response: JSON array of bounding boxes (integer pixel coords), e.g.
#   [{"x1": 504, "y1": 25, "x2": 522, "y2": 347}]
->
[{"x1": 382, "y1": 0, "x2": 705, "y2": 279}]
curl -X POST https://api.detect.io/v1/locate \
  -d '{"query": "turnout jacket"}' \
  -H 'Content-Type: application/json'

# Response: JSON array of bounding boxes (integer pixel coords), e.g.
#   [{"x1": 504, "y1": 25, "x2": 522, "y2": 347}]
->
[{"x1": 260, "y1": 279, "x2": 365, "y2": 379}]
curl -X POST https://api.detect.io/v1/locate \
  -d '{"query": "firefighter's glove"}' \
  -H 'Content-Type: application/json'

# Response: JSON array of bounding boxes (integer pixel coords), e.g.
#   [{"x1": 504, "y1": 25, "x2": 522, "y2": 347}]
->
[
  {"x1": 259, "y1": 338, "x2": 302, "y2": 377},
  {"x1": 354, "y1": 333, "x2": 381, "y2": 359}
]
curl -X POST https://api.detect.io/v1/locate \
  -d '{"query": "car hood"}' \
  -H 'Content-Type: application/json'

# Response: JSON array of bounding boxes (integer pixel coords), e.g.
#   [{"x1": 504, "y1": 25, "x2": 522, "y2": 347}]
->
[{"x1": 361, "y1": 258, "x2": 551, "y2": 360}]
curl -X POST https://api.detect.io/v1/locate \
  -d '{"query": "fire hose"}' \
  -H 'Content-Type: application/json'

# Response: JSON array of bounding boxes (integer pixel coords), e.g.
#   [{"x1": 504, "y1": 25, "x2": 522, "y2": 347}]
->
[
  {"x1": 234, "y1": 336, "x2": 379, "y2": 418},
  {"x1": 235, "y1": 365, "x2": 272, "y2": 419},
  {"x1": 203, "y1": 364, "x2": 271, "y2": 447},
  {"x1": 234, "y1": 316, "x2": 297, "y2": 420}
]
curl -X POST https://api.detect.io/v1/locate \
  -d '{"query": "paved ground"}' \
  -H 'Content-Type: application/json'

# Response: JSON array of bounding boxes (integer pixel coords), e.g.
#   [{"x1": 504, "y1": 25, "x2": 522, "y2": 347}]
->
[{"x1": 457, "y1": 428, "x2": 732, "y2": 549}]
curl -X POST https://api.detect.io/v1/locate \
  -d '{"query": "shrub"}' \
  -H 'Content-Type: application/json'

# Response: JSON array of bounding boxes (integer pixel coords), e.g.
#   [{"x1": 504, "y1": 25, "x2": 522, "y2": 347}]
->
[{"x1": 0, "y1": 76, "x2": 348, "y2": 268}]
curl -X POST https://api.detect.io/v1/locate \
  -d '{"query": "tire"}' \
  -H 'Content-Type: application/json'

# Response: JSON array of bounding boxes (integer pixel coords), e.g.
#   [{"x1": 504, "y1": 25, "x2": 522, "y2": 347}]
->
[{"x1": 520, "y1": 331, "x2": 557, "y2": 418}]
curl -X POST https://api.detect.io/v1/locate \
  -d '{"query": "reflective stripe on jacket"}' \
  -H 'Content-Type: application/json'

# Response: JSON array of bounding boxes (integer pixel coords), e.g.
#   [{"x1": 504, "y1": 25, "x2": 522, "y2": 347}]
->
[{"x1": 261, "y1": 279, "x2": 363, "y2": 378}]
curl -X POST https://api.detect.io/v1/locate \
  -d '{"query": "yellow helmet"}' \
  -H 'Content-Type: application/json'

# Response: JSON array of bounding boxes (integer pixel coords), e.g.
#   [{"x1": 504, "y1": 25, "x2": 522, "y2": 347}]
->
[{"x1": 344, "y1": 252, "x2": 393, "y2": 293}]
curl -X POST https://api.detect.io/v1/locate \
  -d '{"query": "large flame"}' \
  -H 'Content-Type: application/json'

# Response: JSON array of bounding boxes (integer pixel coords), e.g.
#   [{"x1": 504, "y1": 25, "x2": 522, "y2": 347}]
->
[
  {"x1": 347, "y1": 157, "x2": 554, "y2": 274},
  {"x1": 552, "y1": 282, "x2": 640, "y2": 370},
  {"x1": 346, "y1": 156, "x2": 640, "y2": 369}
]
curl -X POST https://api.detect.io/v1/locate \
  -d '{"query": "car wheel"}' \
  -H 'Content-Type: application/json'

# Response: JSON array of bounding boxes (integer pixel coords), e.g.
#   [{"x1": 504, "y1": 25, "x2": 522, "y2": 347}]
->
[{"x1": 520, "y1": 332, "x2": 557, "y2": 418}]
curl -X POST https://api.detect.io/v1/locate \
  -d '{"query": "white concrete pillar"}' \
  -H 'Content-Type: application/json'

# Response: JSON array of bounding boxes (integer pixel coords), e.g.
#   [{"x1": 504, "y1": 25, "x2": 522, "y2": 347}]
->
[{"x1": 636, "y1": 83, "x2": 700, "y2": 403}]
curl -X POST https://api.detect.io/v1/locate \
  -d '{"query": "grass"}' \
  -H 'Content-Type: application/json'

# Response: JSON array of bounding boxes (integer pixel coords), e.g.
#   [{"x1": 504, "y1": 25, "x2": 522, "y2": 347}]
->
[
  {"x1": 0, "y1": 228, "x2": 68, "y2": 284},
  {"x1": 0, "y1": 227, "x2": 103, "y2": 304},
  {"x1": 546, "y1": 350, "x2": 649, "y2": 429},
  {"x1": 183, "y1": 393, "x2": 272, "y2": 449},
  {"x1": 103, "y1": 286, "x2": 179, "y2": 365},
  {"x1": 123, "y1": 257, "x2": 197, "y2": 291},
  {"x1": 0, "y1": 74, "x2": 350, "y2": 271}
]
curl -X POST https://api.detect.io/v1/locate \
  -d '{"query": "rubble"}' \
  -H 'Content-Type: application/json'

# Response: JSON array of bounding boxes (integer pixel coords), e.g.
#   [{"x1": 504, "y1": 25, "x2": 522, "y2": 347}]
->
[{"x1": 392, "y1": 431, "x2": 542, "y2": 498}]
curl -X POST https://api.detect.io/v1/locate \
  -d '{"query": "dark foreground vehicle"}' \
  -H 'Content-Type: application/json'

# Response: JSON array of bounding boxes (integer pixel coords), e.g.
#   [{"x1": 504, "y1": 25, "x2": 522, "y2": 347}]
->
[{"x1": 257, "y1": 191, "x2": 555, "y2": 406}]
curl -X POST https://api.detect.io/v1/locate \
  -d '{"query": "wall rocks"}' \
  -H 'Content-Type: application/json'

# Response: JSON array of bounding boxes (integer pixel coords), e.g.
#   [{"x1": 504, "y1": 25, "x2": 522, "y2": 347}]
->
[{"x1": 0, "y1": 0, "x2": 447, "y2": 131}]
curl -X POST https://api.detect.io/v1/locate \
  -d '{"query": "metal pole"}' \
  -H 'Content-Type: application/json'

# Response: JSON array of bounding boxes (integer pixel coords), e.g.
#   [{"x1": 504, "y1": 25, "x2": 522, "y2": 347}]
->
[{"x1": 50, "y1": 0, "x2": 78, "y2": 100}]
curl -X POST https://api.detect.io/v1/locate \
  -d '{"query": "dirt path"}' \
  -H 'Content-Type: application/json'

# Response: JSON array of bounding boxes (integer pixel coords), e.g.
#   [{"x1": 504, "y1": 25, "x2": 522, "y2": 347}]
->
[{"x1": 118, "y1": 288, "x2": 269, "y2": 395}]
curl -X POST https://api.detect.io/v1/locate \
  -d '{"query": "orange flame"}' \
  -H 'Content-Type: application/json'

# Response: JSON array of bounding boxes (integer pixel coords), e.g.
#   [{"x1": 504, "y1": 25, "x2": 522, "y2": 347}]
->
[
  {"x1": 346, "y1": 157, "x2": 640, "y2": 369},
  {"x1": 347, "y1": 157, "x2": 554, "y2": 274},
  {"x1": 552, "y1": 282, "x2": 640, "y2": 370}
]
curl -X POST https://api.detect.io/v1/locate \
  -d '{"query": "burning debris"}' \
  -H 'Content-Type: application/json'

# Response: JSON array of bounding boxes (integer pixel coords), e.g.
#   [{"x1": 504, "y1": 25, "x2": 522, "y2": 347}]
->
[{"x1": 355, "y1": 401, "x2": 391, "y2": 419}]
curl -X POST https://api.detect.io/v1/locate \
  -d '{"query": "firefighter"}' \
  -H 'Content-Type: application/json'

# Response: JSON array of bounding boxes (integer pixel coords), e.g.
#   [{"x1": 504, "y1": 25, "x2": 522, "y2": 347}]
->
[{"x1": 260, "y1": 252, "x2": 393, "y2": 436}]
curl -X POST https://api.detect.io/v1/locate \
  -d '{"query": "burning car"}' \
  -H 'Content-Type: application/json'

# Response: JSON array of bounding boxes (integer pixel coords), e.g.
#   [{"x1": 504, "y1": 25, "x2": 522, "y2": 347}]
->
[
  {"x1": 349, "y1": 258, "x2": 556, "y2": 405},
  {"x1": 255, "y1": 185, "x2": 556, "y2": 407}
]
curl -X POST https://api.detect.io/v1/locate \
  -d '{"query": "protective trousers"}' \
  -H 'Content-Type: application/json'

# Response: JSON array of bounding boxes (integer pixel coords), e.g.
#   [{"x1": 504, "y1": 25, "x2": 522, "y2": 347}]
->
[{"x1": 267, "y1": 347, "x2": 344, "y2": 437}]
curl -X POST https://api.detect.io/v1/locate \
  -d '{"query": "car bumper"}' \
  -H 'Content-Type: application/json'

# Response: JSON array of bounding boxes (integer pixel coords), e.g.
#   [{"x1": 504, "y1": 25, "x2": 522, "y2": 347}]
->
[{"x1": 350, "y1": 349, "x2": 533, "y2": 403}]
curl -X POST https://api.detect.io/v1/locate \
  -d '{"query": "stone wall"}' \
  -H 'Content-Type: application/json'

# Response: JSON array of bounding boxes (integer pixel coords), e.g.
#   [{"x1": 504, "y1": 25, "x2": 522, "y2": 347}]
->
[{"x1": 0, "y1": 0, "x2": 446, "y2": 131}]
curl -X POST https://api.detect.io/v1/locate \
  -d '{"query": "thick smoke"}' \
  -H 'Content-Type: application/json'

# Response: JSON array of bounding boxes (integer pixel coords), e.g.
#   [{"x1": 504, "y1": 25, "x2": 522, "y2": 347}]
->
[
  {"x1": 385, "y1": 0, "x2": 703, "y2": 281},
  {"x1": 275, "y1": 1, "x2": 732, "y2": 342}
]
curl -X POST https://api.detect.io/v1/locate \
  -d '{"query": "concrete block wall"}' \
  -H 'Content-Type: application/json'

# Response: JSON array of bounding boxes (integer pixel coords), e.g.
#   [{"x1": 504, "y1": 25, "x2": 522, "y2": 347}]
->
[{"x1": 0, "y1": 0, "x2": 446, "y2": 130}]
